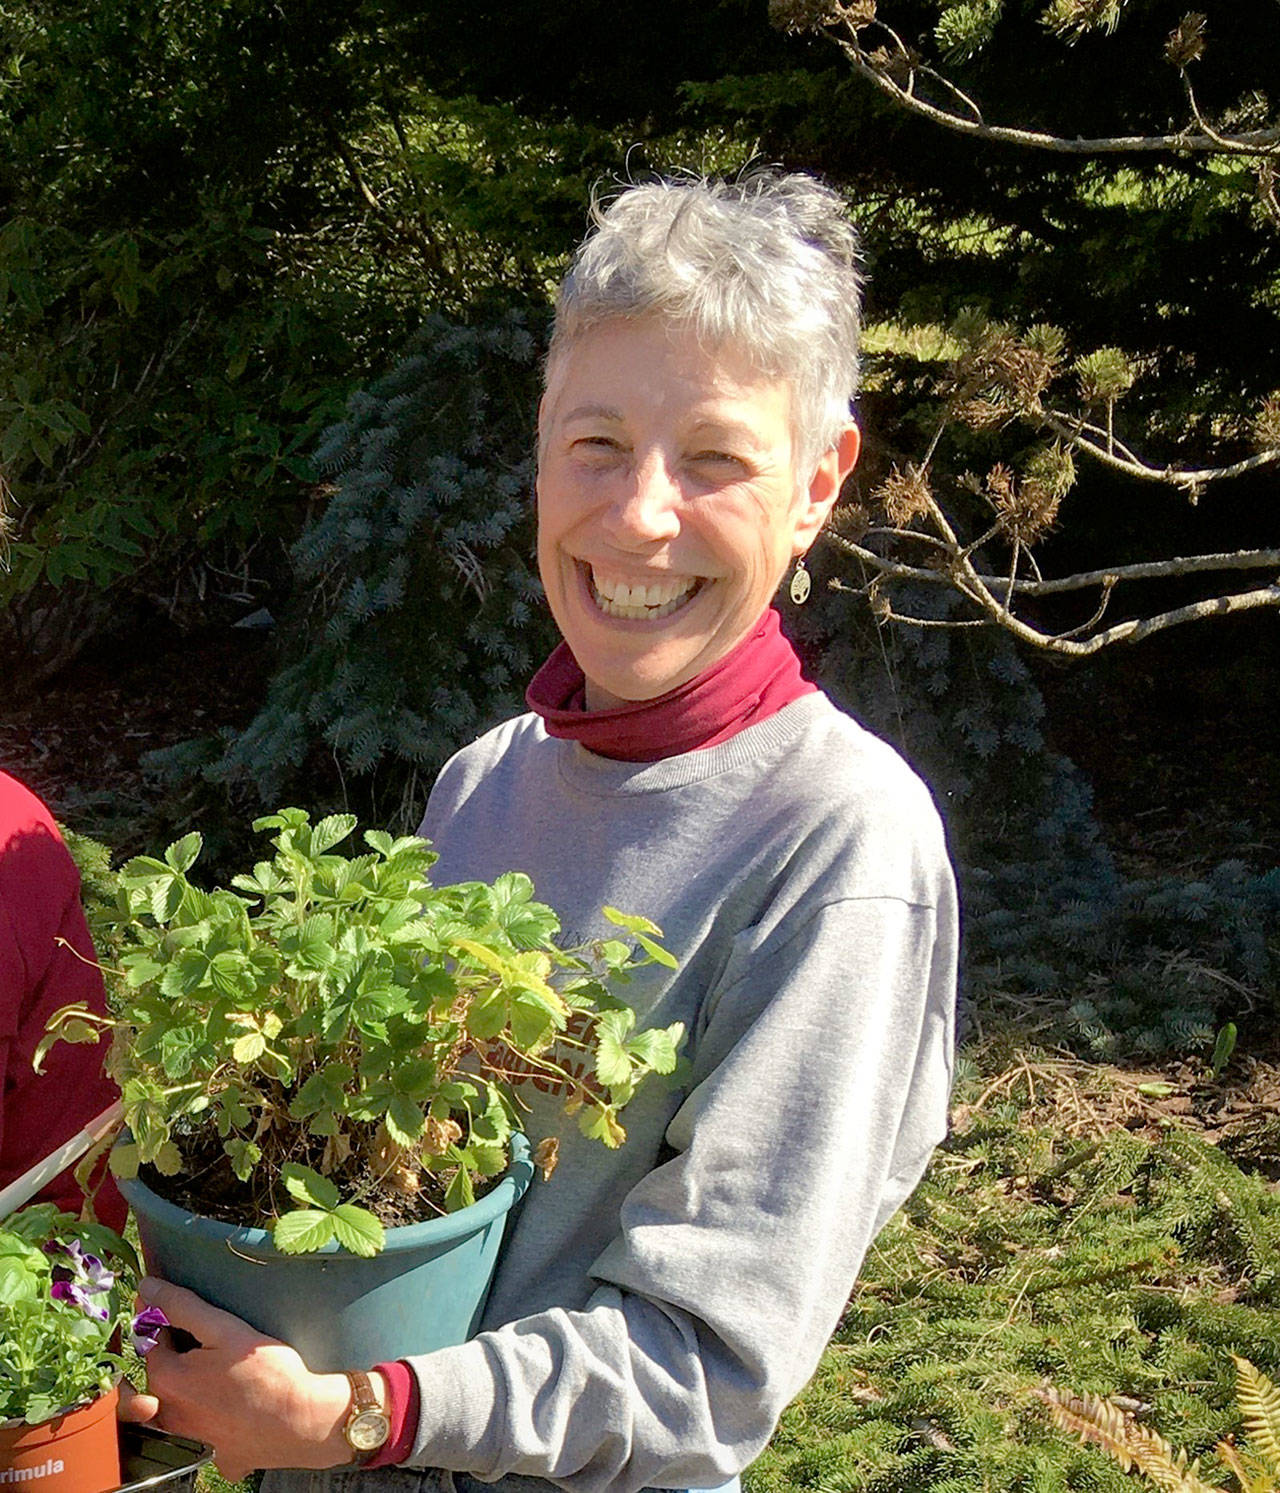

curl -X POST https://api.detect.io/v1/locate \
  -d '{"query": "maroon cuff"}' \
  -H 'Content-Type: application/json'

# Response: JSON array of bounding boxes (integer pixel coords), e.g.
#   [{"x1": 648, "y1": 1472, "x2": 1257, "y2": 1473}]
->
[{"x1": 363, "y1": 1360, "x2": 420, "y2": 1468}]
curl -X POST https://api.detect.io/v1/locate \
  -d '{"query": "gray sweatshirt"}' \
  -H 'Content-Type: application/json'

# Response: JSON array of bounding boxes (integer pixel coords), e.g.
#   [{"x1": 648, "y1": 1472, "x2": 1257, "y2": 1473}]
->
[{"x1": 392, "y1": 692, "x2": 957, "y2": 1493}]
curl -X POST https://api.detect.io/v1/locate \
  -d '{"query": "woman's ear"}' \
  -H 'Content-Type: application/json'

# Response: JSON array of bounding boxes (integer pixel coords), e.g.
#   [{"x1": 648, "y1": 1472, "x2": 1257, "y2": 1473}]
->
[{"x1": 792, "y1": 423, "x2": 861, "y2": 557}]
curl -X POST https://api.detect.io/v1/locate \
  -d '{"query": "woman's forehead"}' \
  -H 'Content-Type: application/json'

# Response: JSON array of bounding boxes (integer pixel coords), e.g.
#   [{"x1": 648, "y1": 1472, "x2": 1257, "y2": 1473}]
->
[{"x1": 542, "y1": 318, "x2": 791, "y2": 422}]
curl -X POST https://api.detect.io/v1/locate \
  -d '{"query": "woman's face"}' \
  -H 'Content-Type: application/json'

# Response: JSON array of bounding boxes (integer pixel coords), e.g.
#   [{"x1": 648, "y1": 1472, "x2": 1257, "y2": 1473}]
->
[{"x1": 536, "y1": 318, "x2": 859, "y2": 710}]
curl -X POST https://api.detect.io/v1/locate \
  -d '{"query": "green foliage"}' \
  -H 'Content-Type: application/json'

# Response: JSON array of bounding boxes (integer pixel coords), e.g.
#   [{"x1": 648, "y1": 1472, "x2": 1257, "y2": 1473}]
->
[
  {"x1": 746, "y1": 1057, "x2": 1280, "y2": 1493},
  {"x1": 179, "y1": 309, "x2": 553, "y2": 825},
  {"x1": 0, "y1": 1205, "x2": 142, "y2": 1424},
  {"x1": 1, "y1": 0, "x2": 752, "y2": 685},
  {"x1": 935, "y1": 0, "x2": 1005, "y2": 63},
  {"x1": 59, "y1": 822, "x2": 128, "y2": 967},
  {"x1": 41, "y1": 810, "x2": 682, "y2": 1253}
]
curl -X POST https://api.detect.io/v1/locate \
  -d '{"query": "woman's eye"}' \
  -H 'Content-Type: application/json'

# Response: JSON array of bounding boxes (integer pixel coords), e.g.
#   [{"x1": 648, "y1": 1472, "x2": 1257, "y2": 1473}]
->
[{"x1": 691, "y1": 451, "x2": 747, "y2": 473}]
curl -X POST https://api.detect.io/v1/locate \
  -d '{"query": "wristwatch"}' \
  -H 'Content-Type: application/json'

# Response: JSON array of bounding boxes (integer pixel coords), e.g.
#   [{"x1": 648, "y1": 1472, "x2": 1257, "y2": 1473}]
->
[{"x1": 342, "y1": 1369, "x2": 392, "y2": 1459}]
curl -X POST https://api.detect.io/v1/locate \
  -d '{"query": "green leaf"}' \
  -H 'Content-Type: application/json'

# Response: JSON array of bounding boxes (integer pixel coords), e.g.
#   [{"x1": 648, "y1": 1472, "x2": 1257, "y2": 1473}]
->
[
  {"x1": 466, "y1": 989, "x2": 509, "y2": 1042},
  {"x1": 1210, "y1": 1021, "x2": 1238, "y2": 1078},
  {"x1": 150, "y1": 871, "x2": 186, "y2": 924},
  {"x1": 454, "y1": 939, "x2": 511, "y2": 978},
  {"x1": 602, "y1": 906, "x2": 663, "y2": 937},
  {"x1": 290, "y1": 1063, "x2": 354, "y2": 1118},
  {"x1": 634, "y1": 933, "x2": 678, "y2": 970},
  {"x1": 122, "y1": 954, "x2": 164, "y2": 988},
  {"x1": 159, "y1": 1025, "x2": 203, "y2": 1079},
  {"x1": 153, "y1": 1140, "x2": 184, "y2": 1175},
  {"x1": 280, "y1": 1162, "x2": 340, "y2": 1210},
  {"x1": 468, "y1": 1142, "x2": 507, "y2": 1177},
  {"x1": 231, "y1": 1030, "x2": 267, "y2": 1064},
  {"x1": 597, "y1": 940, "x2": 633, "y2": 969},
  {"x1": 0, "y1": 1258, "x2": 39, "y2": 1305},
  {"x1": 627, "y1": 1022, "x2": 685, "y2": 1074},
  {"x1": 311, "y1": 814, "x2": 357, "y2": 854},
  {"x1": 331, "y1": 1204, "x2": 385, "y2": 1257},
  {"x1": 164, "y1": 832, "x2": 203, "y2": 874},
  {"x1": 273, "y1": 1209, "x2": 337, "y2": 1254},
  {"x1": 578, "y1": 1102, "x2": 626, "y2": 1148},
  {"x1": 161, "y1": 948, "x2": 211, "y2": 998},
  {"x1": 226, "y1": 1138, "x2": 261, "y2": 1183},
  {"x1": 444, "y1": 1166, "x2": 476, "y2": 1212},
  {"x1": 209, "y1": 951, "x2": 256, "y2": 998},
  {"x1": 385, "y1": 1094, "x2": 426, "y2": 1148},
  {"x1": 110, "y1": 1141, "x2": 140, "y2": 1180},
  {"x1": 594, "y1": 1020, "x2": 633, "y2": 1089},
  {"x1": 508, "y1": 997, "x2": 554, "y2": 1051},
  {"x1": 469, "y1": 1086, "x2": 513, "y2": 1147}
]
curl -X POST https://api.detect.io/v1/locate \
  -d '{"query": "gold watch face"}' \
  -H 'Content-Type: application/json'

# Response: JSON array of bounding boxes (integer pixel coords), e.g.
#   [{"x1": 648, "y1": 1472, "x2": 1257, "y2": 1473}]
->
[{"x1": 347, "y1": 1409, "x2": 391, "y2": 1452}]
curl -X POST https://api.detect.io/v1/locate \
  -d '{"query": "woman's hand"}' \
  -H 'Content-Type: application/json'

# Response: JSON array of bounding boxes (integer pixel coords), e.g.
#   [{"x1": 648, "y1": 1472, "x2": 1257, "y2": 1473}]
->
[{"x1": 120, "y1": 1277, "x2": 359, "y2": 1481}]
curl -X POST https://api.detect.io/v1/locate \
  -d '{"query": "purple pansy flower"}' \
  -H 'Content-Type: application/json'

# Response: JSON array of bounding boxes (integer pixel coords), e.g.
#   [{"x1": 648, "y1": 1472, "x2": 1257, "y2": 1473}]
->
[
  {"x1": 45, "y1": 1238, "x2": 116, "y2": 1322},
  {"x1": 129, "y1": 1306, "x2": 170, "y2": 1356},
  {"x1": 49, "y1": 1277, "x2": 112, "y2": 1321}
]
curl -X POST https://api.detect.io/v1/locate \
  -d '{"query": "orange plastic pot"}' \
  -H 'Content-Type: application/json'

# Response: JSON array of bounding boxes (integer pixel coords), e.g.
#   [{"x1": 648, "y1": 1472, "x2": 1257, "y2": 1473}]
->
[{"x1": 0, "y1": 1384, "x2": 121, "y2": 1493}]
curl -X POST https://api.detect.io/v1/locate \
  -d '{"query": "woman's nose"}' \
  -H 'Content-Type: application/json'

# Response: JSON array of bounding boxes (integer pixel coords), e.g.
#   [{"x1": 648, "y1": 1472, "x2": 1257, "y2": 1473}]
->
[{"x1": 606, "y1": 451, "x2": 681, "y2": 543}]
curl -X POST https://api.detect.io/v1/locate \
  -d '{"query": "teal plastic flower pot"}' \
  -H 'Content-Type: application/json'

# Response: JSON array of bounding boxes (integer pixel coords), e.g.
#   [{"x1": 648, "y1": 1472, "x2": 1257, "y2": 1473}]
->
[{"x1": 117, "y1": 1134, "x2": 534, "y2": 1371}]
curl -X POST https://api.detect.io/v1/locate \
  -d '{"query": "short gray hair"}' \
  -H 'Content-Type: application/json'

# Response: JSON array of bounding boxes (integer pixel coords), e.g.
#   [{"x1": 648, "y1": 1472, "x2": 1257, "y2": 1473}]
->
[{"x1": 547, "y1": 170, "x2": 863, "y2": 474}]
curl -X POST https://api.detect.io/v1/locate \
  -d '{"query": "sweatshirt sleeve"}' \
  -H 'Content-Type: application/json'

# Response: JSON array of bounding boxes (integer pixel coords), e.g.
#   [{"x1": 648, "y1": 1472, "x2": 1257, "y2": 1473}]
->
[
  {"x1": 401, "y1": 883, "x2": 957, "y2": 1491},
  {"x1": 0, "y1": 782, "x2": 125, "y2": 1231}
]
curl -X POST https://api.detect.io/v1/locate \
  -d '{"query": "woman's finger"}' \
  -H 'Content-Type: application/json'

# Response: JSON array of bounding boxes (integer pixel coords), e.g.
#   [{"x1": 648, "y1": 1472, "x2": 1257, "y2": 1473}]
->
[
  {"x1": 116, "y1": 1379, "x2": 160, "y2": 1425},
  {"x1": 138, "y1": 1275, "x2": 276, "y2": 1350}
]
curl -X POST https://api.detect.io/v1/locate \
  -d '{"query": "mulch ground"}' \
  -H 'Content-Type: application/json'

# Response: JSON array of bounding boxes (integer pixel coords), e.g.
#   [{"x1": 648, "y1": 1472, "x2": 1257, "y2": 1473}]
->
[{"x1": 0, "y1": 618, "x2": 267, "y2": 855}]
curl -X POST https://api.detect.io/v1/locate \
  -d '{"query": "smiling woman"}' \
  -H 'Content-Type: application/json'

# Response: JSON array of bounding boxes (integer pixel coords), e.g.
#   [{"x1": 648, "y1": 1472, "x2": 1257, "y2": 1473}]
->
[
  {"x1": 128, "y1": 171, "x2": 957, "y2": 1493},
  {"x1": 536, "y1": 319, "x2": 859, "y2": 709}
]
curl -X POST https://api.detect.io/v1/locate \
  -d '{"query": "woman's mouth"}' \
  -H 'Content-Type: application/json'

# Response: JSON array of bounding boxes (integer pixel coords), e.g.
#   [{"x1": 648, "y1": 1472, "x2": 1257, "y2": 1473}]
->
[{"x1": 586, "y1": 566, "x2": 703, "y2": 621}]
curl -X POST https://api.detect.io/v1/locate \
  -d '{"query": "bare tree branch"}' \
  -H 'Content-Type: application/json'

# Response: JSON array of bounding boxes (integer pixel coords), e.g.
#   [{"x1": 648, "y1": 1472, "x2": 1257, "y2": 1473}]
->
[
  {"x1": 826, "y1": 15, "x2": 1280, "y2": 157},
  {"x1": 1040, "y1": 409, "x2": 1280, "y2": 492},
  {"x1": 1035, "y1": 583, "x2": 1280, "y2": 655},
  {"x1": 802, "y1": 4, "x2": 1280, "y2": 655},
  {"x1": 824, "y1": 531, "x2": 1280, "y2": 597},
  {"x1": 330, "y1": 131, "x2": 383, "y2": 213}
]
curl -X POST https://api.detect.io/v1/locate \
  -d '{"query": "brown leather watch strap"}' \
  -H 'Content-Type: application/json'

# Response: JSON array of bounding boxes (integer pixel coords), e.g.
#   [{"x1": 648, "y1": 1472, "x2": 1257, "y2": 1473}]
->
[{"x1": 343, "y1": 1369, "x2": 391, "y2": 1459}]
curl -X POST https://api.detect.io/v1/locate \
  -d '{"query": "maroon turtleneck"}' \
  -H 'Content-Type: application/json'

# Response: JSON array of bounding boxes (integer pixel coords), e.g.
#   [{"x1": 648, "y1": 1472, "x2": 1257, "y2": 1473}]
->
[{"x1": 524, "y1": 606, "x2": 816, "y2": 761}]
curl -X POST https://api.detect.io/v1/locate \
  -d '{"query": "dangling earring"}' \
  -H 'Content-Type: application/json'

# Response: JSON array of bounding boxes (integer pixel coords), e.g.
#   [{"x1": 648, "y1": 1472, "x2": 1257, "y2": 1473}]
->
[{"x1": 789, "y1": 555, "x2": 812, "y2": 605}]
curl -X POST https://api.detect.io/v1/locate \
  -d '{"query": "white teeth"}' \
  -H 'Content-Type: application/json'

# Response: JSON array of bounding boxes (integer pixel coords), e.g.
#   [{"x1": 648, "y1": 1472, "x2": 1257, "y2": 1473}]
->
[{"x1": 588, "y1": 568, "x2": 698, "y2": 620}]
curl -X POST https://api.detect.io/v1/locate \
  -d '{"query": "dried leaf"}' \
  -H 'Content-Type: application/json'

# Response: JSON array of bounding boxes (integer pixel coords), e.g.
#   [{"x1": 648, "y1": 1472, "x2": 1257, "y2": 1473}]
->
[{"x1": 534, "y1": 1136, "x2": 560, "y2": 1181}]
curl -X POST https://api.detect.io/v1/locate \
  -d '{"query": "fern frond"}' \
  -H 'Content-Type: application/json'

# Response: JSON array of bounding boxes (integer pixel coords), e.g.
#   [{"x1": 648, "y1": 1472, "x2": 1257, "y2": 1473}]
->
[
  {"x1": 1232, "y1": 1356, "x2": 1280, "y2": 1471},
  {"x1": 1035, "y1": 1388, "x2": 1218, "y2": 1491},
  {"x1": 1211, "y1": 1436, "x2": 1276, "y2": 1491}
]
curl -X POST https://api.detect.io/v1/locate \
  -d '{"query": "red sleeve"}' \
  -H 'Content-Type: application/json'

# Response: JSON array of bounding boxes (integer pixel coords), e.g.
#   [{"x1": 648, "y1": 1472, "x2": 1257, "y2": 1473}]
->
[
  {"x1": 364, "y1": 1361, "x2": 421, "y2": 1468},
  {"x1": 0, "y1": 771, "x2": 125, "y2": 1232}
]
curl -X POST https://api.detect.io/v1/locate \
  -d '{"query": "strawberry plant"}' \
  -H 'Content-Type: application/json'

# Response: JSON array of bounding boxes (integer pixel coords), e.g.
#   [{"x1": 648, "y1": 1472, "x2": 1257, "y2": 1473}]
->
[{"x1": 39, "y1": 809, "x2": 682, "y2": 1258}]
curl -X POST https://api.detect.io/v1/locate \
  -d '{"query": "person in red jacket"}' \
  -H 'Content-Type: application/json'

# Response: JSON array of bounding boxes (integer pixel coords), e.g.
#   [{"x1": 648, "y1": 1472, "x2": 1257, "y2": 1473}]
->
[{"x1": 0, "y1": 767, "x2": 126, "y2": 1231}]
